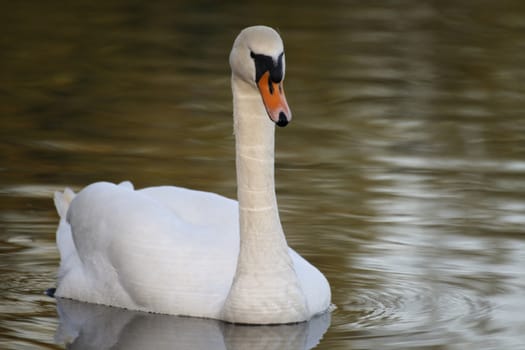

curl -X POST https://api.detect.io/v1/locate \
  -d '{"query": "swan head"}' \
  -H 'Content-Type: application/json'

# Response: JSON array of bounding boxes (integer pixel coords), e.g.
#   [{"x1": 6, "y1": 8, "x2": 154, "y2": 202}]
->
[{"x1": 230, "y1": 26, "x2": 291, "y2": 127}]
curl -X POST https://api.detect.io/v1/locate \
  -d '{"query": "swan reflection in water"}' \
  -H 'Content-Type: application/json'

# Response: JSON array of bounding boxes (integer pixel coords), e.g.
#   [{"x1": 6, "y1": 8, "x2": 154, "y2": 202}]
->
[{"x1": 54, "y1": 297, "x2": 331, "y2": 350}]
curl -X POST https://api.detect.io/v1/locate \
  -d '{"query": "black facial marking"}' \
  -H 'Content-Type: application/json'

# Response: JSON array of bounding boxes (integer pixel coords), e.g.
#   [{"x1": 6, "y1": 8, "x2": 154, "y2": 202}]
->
[{"x1": 251, "y1": 51, "x2": 284, "y2": 84}]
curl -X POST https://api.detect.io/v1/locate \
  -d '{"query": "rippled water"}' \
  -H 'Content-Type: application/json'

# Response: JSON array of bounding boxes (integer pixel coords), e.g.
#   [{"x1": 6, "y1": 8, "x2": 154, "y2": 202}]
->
[{"x1": 2, "y1": 1, "x2": 525, "y2": 349}]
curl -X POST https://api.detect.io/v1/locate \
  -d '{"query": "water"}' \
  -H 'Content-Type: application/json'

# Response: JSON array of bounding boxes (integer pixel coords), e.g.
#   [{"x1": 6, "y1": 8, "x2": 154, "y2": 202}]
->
[{"x1": 1, "y1": 1, "x2": 525, "y2": 349}]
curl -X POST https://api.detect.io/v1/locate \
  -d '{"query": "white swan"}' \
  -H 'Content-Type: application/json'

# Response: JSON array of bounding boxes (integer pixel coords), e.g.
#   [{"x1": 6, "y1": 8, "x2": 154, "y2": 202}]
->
[{"x1": 53, "y1": 25, "x2": 331, "y2": 325}]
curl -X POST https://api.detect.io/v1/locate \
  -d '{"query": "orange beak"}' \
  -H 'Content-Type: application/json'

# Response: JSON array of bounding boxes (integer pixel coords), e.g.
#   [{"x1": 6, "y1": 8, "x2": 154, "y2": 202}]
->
[{"x1": 257, "y1": 71, "x2": 291, "y2": 127}]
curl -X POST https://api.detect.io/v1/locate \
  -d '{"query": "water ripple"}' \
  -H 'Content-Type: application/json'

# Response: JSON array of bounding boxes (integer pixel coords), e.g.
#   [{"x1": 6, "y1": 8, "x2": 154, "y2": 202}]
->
[{"x1": 332, "y1": 272, "x2": 493, "y2": 344}]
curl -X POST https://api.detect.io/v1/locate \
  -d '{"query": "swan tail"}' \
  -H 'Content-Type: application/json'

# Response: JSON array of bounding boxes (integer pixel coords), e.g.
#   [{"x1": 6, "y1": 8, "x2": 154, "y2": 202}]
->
[
  {"x1": 54, "y1": 188, "x2": 76, "y2": 219},
  {"x1": 54, "y1": 188, "x2": 83, "y2": 298}
]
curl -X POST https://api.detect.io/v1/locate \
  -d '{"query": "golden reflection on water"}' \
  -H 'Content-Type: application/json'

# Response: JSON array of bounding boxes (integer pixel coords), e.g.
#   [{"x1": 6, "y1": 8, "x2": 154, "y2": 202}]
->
[{"x1": 1, "y1": 1, "x2": 525, "y2": 349}]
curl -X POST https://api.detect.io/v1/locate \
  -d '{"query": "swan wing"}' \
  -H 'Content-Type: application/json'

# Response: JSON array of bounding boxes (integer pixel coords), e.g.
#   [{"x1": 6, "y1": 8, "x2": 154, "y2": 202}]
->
[
  {"x1": 290, "y1": 249, "x2": 332, "y2": 317},
  {"x1": 55, "y1": 181, "x2": 239, "y2": 318}
]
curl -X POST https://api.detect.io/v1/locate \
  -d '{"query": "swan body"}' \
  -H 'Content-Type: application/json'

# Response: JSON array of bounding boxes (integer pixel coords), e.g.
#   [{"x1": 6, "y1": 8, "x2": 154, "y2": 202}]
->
[{"x1": 54, "y1": 25, "x2": 331, "y2": 324}]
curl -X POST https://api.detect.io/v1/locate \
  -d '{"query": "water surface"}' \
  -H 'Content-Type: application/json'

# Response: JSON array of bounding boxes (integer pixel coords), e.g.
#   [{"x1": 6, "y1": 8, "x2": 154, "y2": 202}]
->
[{"x1": 1, "y1": 1, "x2": 525, "y2": 349}]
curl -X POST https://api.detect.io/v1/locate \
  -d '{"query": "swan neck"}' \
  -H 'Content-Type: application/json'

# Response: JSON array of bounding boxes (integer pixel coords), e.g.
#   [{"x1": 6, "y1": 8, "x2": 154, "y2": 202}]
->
[
  {"x1": 221, "y1": 75, "x2": 308, "y2": 324},
  {"x1": 233, "y1": 76, "x2": 283, "y2": 246}
]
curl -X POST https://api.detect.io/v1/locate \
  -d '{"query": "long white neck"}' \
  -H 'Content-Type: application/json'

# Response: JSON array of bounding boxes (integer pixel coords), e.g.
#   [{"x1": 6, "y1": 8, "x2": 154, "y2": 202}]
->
[
  {"x1": 234, "y1": 78, "x2": 284, "y2": 262},
  {"x1": 221, "y1": 76, "x2": 308, "y2": 324}
]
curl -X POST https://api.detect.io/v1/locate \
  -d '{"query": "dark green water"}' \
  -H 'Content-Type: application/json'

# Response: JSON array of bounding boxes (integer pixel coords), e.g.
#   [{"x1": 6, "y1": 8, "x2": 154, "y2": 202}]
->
[{"x1": 1, "y1": 1, "x2": 525, "y2": 349}]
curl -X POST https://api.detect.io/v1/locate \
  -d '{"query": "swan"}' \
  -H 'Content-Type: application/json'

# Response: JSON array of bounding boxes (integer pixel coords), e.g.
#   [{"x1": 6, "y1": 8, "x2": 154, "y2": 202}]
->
[{"x1": 53, "y1": 25, "x2": 331, "y2": 325}]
